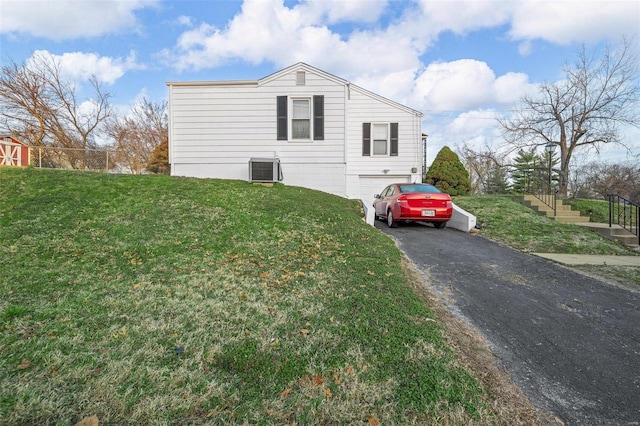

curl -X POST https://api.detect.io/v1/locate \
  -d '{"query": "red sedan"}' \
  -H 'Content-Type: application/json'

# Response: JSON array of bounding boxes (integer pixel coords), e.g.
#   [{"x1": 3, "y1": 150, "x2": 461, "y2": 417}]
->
[{"x1": 373, "y1": 183, "x2": 453, "y2": 228}]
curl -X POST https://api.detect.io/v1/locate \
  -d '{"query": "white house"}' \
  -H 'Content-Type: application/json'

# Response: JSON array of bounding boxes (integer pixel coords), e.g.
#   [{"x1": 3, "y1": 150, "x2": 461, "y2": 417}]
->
[{"x1": 167, "y1": 63, "x2": 424, "y2": 206}]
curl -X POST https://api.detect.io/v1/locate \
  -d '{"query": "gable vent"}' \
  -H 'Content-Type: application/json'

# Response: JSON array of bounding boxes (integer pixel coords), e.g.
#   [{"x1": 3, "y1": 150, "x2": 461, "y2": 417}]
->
[
  {"x1": 296, "y1": 71, "x2": 305, "y2": 86},
  {"x1": 249, "y1": 158, "x2": 282, "y2": 183}
]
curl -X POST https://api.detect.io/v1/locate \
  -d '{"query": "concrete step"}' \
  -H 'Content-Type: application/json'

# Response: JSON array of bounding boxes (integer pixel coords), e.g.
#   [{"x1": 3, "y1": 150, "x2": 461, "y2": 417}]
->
[
  {"x1": 519, "y1": 195, "x2": 589, "y2": 223},
  {"x1": 540, "y1": 209, "x2": 583, "y2": 217},
  {"x1": 574, "y1": 222, "x2": 640, "y2": 251},
  {"x1": 554, "y1": 215, "x2": 591, "y2": 223},
  {"x1": 520, "y1": 196, "x2": 640, "y2": 250},
  {"x1": 522, "y1": 196, "x2": 575, "y2": 211}
]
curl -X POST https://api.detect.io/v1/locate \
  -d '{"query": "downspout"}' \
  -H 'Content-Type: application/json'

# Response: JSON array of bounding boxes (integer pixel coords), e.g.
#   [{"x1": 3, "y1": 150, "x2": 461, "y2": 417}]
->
[
  {"x1": 167, "y1": 84, "x2": 174, "y2": 174},
  {"x1": 344, "y1": 83, "x2": 350, "y2": 166}
]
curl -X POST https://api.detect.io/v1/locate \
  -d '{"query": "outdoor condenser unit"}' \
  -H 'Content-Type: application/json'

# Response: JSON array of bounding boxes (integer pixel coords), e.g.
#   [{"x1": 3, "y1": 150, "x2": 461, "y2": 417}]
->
[{"x1": 248, "y1": 158, "x2": 282, "y2": 183}]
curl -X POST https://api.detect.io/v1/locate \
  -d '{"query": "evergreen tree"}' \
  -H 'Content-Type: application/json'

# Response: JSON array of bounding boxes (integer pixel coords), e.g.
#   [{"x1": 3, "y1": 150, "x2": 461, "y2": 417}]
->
[
  {"x1": 425, "y1": 146, "x2": 471, "y2": 196},
  {"x1": 511, "y1": 149, "x2": 539, "y2": 194},
  {"x1": 486, "y1": 163, "x2": 510, "y2": 194}
]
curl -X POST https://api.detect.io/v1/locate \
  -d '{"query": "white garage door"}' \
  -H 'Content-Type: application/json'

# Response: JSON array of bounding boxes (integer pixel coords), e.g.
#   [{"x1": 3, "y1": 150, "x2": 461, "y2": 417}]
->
[{"x1": 359, "y1": 175, "x2": 411, "y2": 207}]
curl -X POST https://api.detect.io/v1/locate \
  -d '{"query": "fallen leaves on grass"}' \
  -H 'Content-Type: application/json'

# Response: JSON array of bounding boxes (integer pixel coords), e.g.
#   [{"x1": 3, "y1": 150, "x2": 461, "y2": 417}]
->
[
  {"x1": 366, "y1": 414, "x2": 380, "y2": 425},
  {"x1": 17, "y1": 360, "x2": 31, "y2": 370},
  {"x1": 325, "y1": 387, "x2": 332, "y2": 400},
  {"x1": 280, "y1": 388, "x2": 292, "y2": 398},
  {"x1": 112, "y1": 326, "x2": 127, "y2": 339},
  {"x1": 75, "y1": 415, "x2": 99, "y2": 426}
]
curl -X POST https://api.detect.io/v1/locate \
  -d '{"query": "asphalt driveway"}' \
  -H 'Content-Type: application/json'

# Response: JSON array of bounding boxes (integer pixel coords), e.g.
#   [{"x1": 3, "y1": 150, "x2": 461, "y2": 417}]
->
[{"x1": 375, "y1": 222, "x2": 640, "y2": 425}]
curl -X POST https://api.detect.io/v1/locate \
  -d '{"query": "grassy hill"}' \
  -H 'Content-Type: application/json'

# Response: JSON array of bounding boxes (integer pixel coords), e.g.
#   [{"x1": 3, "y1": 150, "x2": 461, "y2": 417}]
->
[
  {"x1": 1, "y1": 168, "x2": 546, "y2": 425},
  {"x1": 452, "y1": 195, "x2": 634, "y2": 255}
]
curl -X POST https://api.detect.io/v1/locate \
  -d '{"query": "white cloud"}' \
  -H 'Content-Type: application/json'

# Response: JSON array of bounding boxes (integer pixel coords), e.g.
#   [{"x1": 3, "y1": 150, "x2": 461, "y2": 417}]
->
[
  {"x1": 424, "y1": 108, "x2": 504, "y2": 166},
  {"x1": 297, "y1": 0, "x2": 389, "y2": 24},
  {"x1": 494, "y1": 72, "x2": 535, "y2": 104},
  {"x1": 448, "y1": 109, "x2": 501, "y2": 135},
  {"x1": 412, "y1": 59, "x2": 502, "y2": 112},
  {"x1": 416, "y1": 0, "x2": 514, "y2": 34},
  {"x1": 162, "y1": 0, "x2": 422, "y2": 80},
  {"x1": 509, "y1": 0, "x2": 640, "y2": 45},
  {"x1": 176, "y1": 15, "x2": 194, "y2": 27},
  {"x1": 28, "y1": 50, "x2": 144, "y2": 85},
  {"x1": 0, "y1": 0, "x2": 159, "y2": 40}
]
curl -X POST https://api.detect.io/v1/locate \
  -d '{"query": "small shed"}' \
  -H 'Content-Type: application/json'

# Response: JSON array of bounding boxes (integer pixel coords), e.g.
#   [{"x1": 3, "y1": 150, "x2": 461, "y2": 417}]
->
[{"x1": 0, "y1": 136, "x2": 30, "y2": 167}]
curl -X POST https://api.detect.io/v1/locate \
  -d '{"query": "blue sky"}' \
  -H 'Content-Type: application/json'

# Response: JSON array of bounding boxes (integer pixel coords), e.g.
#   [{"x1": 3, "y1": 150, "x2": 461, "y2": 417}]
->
[{"x1": 1, "y1": 0, "x2": 639, "y2": 165}]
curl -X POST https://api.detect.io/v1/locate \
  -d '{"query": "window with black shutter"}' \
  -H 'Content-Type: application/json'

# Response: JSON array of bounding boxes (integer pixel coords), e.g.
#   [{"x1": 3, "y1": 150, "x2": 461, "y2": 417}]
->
[
  {"x1": 277, "y1": 96, "x2": 287, "y2": 140},
  {"x1": 363, "y1": 122, "x2": 398, "y2": 156},
  {"x1": 313, "y1": 95, "x2": 324, "y2": 140},
  {"x1": 390, "y1": 122, "x2": 398, "y2": 156},
  {"x1": 362, "y1": 123, "x2": 371, "y2": 156},
  {"x1": 278, "y1": 95, "x2": 324, "y2": 141}
]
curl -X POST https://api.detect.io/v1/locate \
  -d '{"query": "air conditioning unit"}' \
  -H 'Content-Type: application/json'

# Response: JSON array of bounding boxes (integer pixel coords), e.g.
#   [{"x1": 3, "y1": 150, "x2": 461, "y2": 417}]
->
[{"x1": 249, "y1": 158, "x2": 282, "y2": 183}]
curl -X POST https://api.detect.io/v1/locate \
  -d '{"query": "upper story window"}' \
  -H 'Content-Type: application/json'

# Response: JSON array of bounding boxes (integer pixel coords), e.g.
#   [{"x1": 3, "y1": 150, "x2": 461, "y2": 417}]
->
[
  {"x1": 277, "y1": 95, "x2": 324, "y2": 142},
  {"x1": 372, "y1": 123, "x2": 388, "y2": 155},
  {"x1": 292, "y1": 98, "x2": 310, "y2": 139},
  {"x1": 362, "y1": 122, "x2": 398, "y2": 156}
]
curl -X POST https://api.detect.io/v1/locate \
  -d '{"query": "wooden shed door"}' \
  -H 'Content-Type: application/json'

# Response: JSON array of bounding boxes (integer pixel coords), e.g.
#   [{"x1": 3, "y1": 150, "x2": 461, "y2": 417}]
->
[{"x1": 0, "y1": 143, "x2": 21, "y2": 166}]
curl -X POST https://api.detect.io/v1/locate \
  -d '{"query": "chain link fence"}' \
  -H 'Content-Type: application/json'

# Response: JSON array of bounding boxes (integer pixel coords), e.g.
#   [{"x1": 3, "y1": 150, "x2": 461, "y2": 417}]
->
[{"x1": 30, "y1": 146, "x2": 124, "y2": 172}]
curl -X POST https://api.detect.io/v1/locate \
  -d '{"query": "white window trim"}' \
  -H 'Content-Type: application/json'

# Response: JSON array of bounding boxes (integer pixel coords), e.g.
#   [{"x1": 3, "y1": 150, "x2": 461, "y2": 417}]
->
[
  {"x1": 289, "y1": 96, "x2": 313, "y2": 142},
  {"x1": 371, "y1": 122, "x2": 390, "y2": 156}
]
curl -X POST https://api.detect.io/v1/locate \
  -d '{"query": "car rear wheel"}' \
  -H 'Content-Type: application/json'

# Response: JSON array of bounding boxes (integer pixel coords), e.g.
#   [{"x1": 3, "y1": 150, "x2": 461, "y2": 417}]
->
[
  {"x1": 387, "y1": 209, "x2": 398, "y2": 228},
  {"x1": 433, "y1": 221, "x2": 447, "y2": 229}
]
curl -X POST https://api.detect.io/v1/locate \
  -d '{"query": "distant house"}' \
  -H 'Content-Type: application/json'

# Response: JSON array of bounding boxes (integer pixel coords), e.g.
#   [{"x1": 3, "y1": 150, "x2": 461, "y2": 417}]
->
[
  {"x1": 166, "y1": 62, "x2": 424, "y2": 204},
  {"x1": 0, "y1": 136, "x2": 30, "y2": 167}
]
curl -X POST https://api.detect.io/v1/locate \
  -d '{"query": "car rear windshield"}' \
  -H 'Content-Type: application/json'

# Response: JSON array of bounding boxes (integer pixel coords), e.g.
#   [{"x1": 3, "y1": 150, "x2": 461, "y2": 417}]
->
[{"x1": 399, "y1": 184, "x2": 441, "y2": 193}]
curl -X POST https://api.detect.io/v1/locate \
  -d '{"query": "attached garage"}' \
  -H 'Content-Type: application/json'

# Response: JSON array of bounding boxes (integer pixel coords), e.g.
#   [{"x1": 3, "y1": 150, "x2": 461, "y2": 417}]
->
[{"x1": 359, "y1": 175, "x2": 411, "y2": 208}]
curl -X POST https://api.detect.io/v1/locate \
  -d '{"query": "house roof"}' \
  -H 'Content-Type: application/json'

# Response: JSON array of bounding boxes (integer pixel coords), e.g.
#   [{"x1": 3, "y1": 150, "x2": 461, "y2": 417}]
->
[
  {"x1": 258, "y1": 62, "x2": 348, "y2": 86},
  {"x1": 0, "y1": 135, "x2": 27, "y2": 146},
  {"x1": 165, "y1": 79, "x2": 258, "y2": 87},
  {"x1": 166, "y1": 62, "x2": 422, "y2": 117}
]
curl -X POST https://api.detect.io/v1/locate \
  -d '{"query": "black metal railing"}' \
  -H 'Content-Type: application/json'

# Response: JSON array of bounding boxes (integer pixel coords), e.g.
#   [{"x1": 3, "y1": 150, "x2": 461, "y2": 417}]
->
[
  {"x1": 524, "y1": 170, "x2": 557, "y2": 216},
  {"x1": 608, "y1": 194, "x2": 640, "y2": 245}
]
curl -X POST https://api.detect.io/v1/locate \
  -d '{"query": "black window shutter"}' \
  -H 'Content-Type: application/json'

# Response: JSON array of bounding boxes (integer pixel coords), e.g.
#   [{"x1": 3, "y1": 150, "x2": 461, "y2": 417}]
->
[
  {"x1": 313, "y1": 95, "x2": 324, "y2": 140},
  {"x1": 362, "y1": 123, "x2": 371, "y2": 156},
  {"x1": 390, "y1": 122, "x2": 398, "y2": 156},
  {"x1": 277, "y1": 96, "x2": 287, "y2": 140}
]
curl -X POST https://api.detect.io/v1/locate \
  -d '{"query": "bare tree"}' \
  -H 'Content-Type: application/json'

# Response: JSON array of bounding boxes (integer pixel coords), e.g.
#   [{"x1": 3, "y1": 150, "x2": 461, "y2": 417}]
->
[
  {"x1": 0, "y1": 52, "x2": 112, "y2": 168},
  {"x1": 456, "y1": 141, "x2": 506, "y2": 194},
  {"x1": 499, "y1": 39, "x2": 640, "y2": 197},
  {"x1": 0, "y1": 60, "x2": 50, "y2": 146},
  {"x1": 105, "y1": 98, "x2": 168, "y2": 174},
  {"x1": 573, "y1": 161, "x2": 640, "y2": 202}
]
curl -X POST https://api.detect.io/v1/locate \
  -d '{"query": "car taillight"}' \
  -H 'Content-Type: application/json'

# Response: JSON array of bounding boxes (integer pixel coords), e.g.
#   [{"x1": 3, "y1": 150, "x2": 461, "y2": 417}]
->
[
  {"x1": 446, "y1": 201, "x2": 452, "y2": 208},
  {"x1": 397, "y1": 195, "x2": 407, "y2": 202}
]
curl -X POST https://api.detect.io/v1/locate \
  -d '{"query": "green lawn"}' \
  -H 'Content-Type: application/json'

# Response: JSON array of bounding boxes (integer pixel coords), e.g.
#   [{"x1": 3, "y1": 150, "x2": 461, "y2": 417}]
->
[
  {"x1": 453, "y1": 195, "x2": 635, "y2": 255},
  {"x1": 4, "y1": 169, "x2": 635, "y2": 424},
  {"x1": 1, "y1": 168, "x2": 520, "y2": 425}
]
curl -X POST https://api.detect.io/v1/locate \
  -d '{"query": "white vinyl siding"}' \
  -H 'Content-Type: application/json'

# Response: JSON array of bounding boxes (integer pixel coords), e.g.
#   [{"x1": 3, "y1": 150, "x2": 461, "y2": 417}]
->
[
  {"x1": 168, "y1": 63, "x2": 422, "y2": 201},
  {"x1": 168, "y1": 65, "x2": 347, "y2": 195},
  {"x1": 345, "y1": 86, "x2": 422, "y2": 177}
]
